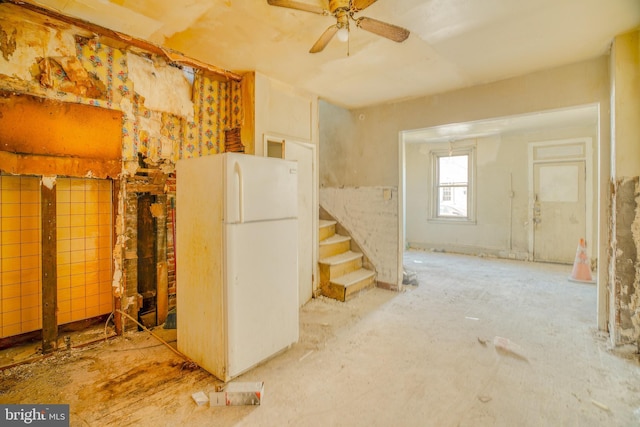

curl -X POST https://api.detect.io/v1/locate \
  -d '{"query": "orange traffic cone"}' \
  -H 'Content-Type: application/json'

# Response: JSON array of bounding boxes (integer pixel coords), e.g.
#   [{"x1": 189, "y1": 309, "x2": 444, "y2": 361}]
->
[{"x1": 569, "y1": 238, "x2": 595, "y2": 284}]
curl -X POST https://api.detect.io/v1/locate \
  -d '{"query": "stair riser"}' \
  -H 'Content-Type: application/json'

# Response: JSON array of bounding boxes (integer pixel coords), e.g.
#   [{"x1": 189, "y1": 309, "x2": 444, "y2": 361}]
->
[
  {"x1": 343, "y1": 274, "x2": 376, "y2": 300},
  {"x1": 321, "y1": 258, "x2": 362, "y2": 284},
  {"x1": 319, "y1": 239, "x2": 350, "y2": 259},
  {"x1": 322, "y1": 274, "x2": 376, "y2": 302},
  {"x1": 319, "y1": 224, "x2": 336, "y2": 241},
  {"x1": 319, "y1": 257, "x2": 363, "y2": 288}
]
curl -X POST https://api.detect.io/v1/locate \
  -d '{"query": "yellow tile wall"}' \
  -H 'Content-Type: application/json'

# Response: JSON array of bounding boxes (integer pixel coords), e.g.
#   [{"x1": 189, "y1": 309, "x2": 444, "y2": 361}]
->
[
  {"x1": 56, "y1": 178, "x2": 113, "y2": 325},
  {"x1": 0, "y1": 175, "x2": 42, "y2": 338},
  {"x1": 0, "y1": 175, "x2": 113, "y2": 339}
]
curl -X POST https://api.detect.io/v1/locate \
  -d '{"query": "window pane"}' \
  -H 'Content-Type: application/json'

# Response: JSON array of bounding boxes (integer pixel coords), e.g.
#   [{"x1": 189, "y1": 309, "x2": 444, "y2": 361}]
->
[
  {"x1": 438, "y1": 155, "x2": 468, "y2": 185},
  {"x1": 438, "y1": 186, "x2": 468, "y2": 216},
  {"x1": 437, "y1": 154, "x2": 469, "y2": 218}
]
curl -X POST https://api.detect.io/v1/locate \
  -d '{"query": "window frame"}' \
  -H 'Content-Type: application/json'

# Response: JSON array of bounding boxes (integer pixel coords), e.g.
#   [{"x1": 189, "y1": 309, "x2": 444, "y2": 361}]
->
[{"x1": 429, "y1": 145, "x2": 476, "y2": 223}]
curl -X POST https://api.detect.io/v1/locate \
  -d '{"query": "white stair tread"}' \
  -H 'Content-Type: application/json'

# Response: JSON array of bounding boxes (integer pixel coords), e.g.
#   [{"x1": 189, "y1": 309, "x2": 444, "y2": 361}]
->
[
  {"x1": 320, "y1": 234, "x2": 350, "y2": 245},
  {"x1": 331, "y1": 268, "x2": 375, "y2": 287},
  {"x1": 319, "y1": 219, "x2": 337, "y2": 228},
  {"x1": 319, "y1": 250, "x2": 363, "y2": 265}
]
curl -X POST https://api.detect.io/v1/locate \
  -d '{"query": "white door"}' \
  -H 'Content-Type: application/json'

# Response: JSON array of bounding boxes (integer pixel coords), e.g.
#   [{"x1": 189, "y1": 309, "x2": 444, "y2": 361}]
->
[
  {"x1": 533, "y1": 161, "x2": 586, "y2": 263},
  {"x1": 265, "y1": 138, "x2": 316, "y2": 307},
  {"x1": 285, "y1": 142, "x2": 315, "y2": 306}
]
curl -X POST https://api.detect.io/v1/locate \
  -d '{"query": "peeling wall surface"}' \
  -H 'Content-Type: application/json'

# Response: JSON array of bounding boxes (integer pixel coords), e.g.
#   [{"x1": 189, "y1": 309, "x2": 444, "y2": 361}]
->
[
  {"x1": 611, "y1": 178, "x2": 640, "y2": 343},
  {"x1": 0, "y1": 5, "x2": 243, "y2": 166},
  {"x1": 126, "y1": 52, "x2": 193, "y2": 119},
  {"x1": 320, "y1": 187, "x2": 398, "y2": 286},
  {"x1": 0, "y1": 4, "x2": 245, "y2": 334},
  {"x1": 609, "y1": 30, "x2": 640, "y2": 346}
]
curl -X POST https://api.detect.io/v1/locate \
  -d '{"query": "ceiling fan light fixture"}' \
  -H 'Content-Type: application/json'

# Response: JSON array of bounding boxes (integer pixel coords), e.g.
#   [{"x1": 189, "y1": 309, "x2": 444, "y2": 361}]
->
[
  {"x1": 337, "y1": 26, "x2": 349, "y2": 42},
  {"x1": 268, "y1": 0, "x2": 410, "y2": 53}
]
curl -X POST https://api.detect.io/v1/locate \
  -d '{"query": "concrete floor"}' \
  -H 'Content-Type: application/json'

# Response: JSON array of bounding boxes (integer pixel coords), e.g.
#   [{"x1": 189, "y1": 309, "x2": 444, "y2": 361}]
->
[{"x1": 1, "y1": 251, "x2": 639, "y2": 426}]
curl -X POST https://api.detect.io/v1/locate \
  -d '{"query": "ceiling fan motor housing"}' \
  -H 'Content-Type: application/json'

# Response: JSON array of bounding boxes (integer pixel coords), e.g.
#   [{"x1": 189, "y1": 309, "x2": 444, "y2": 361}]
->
[{"x1": 329, "y1": 0, "x2": 351, "y2": 14}]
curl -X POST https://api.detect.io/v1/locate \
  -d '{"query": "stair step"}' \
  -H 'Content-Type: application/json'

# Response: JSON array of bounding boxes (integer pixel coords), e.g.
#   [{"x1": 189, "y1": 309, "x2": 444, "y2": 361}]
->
[
  {"x1": 324, "y1": 268, "x2": 376, "y2": 302},
  {"x1": 319, "y1": 219, "x2": 336, "y2": 228},
  {"x1": 332, "y1": 268, "x2": 376, "y2": 287},
  {"x1": 319, "y1": 251, "x2": 364, "y2": 287},
  {"x1": 319, "y1": 234, "x2": 351, "y2": 259},
  {"x1": 319, "y1": 250, "x2": 362, "y2": 266},
  {"x1": 319, "y1": 220, "x2": 337, "y2": 241}
]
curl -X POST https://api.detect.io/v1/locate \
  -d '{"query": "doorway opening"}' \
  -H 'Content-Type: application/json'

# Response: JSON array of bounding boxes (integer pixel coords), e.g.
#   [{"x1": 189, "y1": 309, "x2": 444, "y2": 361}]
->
[
  {"x1": 137, "y1": 193, "x2": 157, "y2": 329},
  {"x1": 398, "y1": 104, "x2": 601, "y2": 322}
]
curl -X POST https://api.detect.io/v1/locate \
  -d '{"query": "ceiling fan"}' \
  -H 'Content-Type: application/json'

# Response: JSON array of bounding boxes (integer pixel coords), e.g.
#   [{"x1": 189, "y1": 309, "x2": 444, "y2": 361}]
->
[{"x1": 267, "y1": 0, "x2": 410, "y2": 53}]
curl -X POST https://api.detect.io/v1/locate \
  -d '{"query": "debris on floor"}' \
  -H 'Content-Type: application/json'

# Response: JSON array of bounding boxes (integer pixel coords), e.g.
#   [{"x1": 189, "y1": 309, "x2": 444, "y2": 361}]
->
[
  {"x1": 192, "y1": 391, "x2": 208, "y2": 406},
  {"x1": 164, "y1": 307, "x2": 177, "y2": 329},
  {"x1": 402, "y1": 268, "x2": 419, "y2": 286},
  {"x1": 210, "y1": 382, "x2": 264, "y2": 406},
  {"x1": 591, "y1": 399, "x2": 611, "y2": 413},
  {"x1": 493, "y1": 336, "x2": 529, "y2": 362},
  {"x1": 478, "y1": 395, "x2": 492, "y2": 403}
]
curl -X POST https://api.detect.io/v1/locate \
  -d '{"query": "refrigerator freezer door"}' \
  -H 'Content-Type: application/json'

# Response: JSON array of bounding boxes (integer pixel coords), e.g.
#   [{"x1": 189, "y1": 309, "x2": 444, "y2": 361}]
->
[
  {"x1": 225, "y1": 153, "x2": 298, "y2": 224},
  {"x1": 225, "y1": 218, "x2": 299, "y2": 378}
]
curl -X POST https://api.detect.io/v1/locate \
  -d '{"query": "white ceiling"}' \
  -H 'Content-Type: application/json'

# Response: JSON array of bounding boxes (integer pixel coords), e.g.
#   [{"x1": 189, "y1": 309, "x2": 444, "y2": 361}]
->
[{"x1": 26, "y1": 0, "x2": 640, "y2": 110}]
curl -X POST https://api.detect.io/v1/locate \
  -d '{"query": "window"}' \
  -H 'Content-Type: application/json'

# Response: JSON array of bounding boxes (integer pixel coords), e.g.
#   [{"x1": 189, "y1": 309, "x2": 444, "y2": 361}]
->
[{"x1": 431, "y1": 147, "x2": 475, "y2": 221}]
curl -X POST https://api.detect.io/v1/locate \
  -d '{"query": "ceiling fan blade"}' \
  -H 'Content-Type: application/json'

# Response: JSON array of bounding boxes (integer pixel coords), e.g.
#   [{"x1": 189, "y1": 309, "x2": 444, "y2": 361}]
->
[
  {"x1": 356, "y1": 16, "x2": 409, "y2": 42},
  {"x1": 267, "y1": 0, "x2": 327, "y2": 15},
  {"x1": 309, "y1": 25, "x2": 339, "y2": 53},
  {"x1": 356, "y1": 17, "x2": 409, "y2": 43},
  {"x1": 352, "y1": 0, "x2": 377, "y2": 12}
]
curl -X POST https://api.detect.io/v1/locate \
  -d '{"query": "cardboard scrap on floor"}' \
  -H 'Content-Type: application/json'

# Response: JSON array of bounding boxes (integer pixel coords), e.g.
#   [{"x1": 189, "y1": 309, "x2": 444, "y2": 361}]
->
[
  {"x1": 210, "y1": 382, "x2": 264, "y2": 406},
  {"x1": 192, "y1": 391, "x2": 209, "y2": 406}
]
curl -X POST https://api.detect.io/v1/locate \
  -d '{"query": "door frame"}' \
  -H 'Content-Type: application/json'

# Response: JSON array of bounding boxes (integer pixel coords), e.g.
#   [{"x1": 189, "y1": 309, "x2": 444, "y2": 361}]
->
[
  {"x1": 263, "y1": 134, "x2": 319, "y2": 304},
  {"x1": 527, "y1": 138, "x2": 594, "y2": 262}
]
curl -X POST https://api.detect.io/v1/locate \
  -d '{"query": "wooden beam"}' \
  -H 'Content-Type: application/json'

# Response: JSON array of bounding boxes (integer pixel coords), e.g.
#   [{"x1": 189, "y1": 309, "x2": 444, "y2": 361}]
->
[
  {"x1": 41, "y1": 179, "x2": 58, "y2": 354},
  {"x1": 126, "y1": 183, "x2": 165, "y2": 194},
  {"x1": 0, "y1": 151, "x2": 121, "y2": 179}
]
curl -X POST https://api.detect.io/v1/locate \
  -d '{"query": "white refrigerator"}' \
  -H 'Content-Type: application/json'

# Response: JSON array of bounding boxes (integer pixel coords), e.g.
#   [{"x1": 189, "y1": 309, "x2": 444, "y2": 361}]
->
[{"x1": 176, "y1": 152, "x2": 299, "y2": 382}]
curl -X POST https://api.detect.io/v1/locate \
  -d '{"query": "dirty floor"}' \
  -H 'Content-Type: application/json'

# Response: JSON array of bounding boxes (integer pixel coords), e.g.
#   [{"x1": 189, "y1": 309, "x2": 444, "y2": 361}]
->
[{"x1": 1, "y1": 251, "x2": 639, "y2": 426}]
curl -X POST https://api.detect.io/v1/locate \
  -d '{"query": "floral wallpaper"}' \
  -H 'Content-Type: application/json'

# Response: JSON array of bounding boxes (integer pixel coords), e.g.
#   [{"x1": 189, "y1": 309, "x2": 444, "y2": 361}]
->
[
  {"x1": 42, "y1": 36, "x2": 242, "y2": 163},
  {"x1": 180, "y1": 74, "x2": 243, "y2": 159}
]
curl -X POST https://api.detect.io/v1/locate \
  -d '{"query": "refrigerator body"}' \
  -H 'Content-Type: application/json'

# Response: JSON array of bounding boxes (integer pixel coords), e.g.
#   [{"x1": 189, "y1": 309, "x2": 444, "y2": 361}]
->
[{"x1": 176, "y1": 152, "x2": 299, "y2": 382}]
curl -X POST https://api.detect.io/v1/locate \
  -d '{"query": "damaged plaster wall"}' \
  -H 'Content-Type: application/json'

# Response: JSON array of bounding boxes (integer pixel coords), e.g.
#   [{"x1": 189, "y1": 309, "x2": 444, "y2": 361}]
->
[
  {"x1": 608, "y1": 30, "x2": 640, "y2": 347},
  {"x1": 610, "y1": 178, "x2": 640, "y2": 344},
  {"x1": 126, "y1": 52, "x2": 193, "y2": 119},
  {"x1": 0, "y1": 3, "x2": 243, "y2": 332}
]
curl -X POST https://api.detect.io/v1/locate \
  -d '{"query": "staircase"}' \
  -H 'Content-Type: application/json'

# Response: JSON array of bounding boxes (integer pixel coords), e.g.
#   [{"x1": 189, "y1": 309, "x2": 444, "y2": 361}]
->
[{"x1": 319, "y1": 220, "x2": 376, "y2": 302}]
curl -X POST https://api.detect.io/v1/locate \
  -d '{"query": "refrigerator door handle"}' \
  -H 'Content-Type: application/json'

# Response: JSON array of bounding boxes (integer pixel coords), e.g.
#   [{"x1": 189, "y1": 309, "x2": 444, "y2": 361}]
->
[{"x1": 234, "y1": 161, "x2": 244, "y2": 223}]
